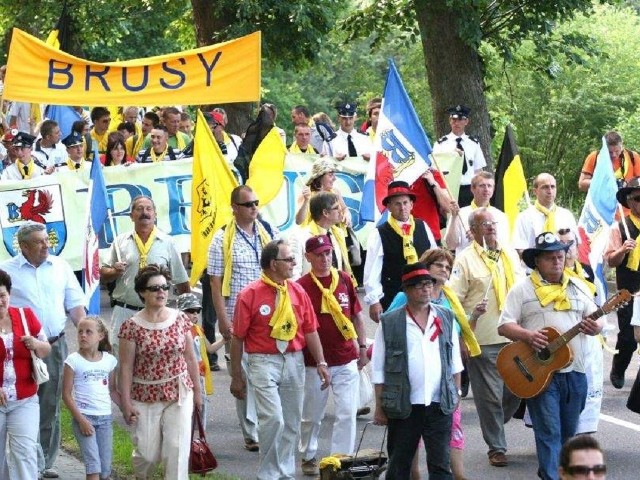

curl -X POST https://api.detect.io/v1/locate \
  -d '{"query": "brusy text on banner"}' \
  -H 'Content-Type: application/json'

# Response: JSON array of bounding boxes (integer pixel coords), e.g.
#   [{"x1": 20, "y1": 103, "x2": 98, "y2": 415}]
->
[{"x1": 3, "y1": 28, "x2": 261, "y2": 106}]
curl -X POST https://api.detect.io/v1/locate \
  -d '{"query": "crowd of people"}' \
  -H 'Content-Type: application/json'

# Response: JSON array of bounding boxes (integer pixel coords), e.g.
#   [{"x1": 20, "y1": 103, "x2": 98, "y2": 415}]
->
[{"x1": 0, "y1": 92, "x2": 630, "y2": 480}]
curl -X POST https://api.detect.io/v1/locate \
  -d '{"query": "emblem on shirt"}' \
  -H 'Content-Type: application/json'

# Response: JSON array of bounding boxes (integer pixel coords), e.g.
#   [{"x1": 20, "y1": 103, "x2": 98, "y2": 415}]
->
[
  {"x1": 0, "y1": 184, "x2": 67, "y2": 256},
  {"x1": 259, "y1": 304, "x2": 271, "y2": 316}
]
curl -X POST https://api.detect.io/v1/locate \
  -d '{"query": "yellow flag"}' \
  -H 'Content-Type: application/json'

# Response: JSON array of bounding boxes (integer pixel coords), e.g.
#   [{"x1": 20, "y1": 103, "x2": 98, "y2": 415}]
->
[
  {"x1": 189, "y1": 109, "x2": 239, "y2": 286},
  {"x1": 246, "y1": 128, "x2": 286, "y2": 205}
]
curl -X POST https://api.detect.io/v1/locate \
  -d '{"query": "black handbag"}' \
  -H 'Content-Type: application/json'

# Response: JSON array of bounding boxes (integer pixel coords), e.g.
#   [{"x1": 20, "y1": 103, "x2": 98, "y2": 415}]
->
[
  {"x1": 627, "y1": 368, "x2": 640, "y2": 414},
  {"x1": 189, "y1": 410, "x2": 217, "y2": 475}
]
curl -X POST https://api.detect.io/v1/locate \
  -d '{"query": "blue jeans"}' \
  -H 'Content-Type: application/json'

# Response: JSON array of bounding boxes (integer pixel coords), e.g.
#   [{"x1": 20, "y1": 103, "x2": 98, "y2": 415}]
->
[
  {"x1": 72, "y1": 414, "x2": 113, "y2": 479},
  {"x1": 527, "y1": 372, "x2": 587, "y2": 480}
]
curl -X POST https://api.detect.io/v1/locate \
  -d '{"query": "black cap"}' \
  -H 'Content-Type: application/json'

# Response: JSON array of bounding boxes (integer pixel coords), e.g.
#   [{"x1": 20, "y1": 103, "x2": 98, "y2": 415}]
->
[
  {"x1": 446, "y1": 104, "x2": 471, "y2": 119},
  {"x1": 62, "y1": 132, "x2": 84, "y2": 148},
  {"x1": 616, "y1": 177, "x2": 640, "y2": 209},
  {"x1": 336, "y1": 102, "x2": 357, "y2": 118},
  {"x1": 12, "y1": 132, "x2": 35, "y2": 148},
  {"x1": 522, "y1": 232, "x2": 572, "y2": 270},
  {"x1": 401, "y1": 262, "x2": 435, "y2": 287}
]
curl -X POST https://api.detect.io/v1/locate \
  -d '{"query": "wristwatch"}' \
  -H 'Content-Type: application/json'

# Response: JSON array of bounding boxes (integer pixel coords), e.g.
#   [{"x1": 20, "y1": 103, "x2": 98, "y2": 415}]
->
[{"x1": 317, "y1": 361, "x2": 328, "y2": 368}]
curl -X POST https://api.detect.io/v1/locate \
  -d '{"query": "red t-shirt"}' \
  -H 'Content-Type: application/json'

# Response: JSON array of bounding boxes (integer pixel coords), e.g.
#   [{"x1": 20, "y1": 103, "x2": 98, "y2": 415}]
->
[
  {"x1": 297, "y1": 270, "x2": 362, "y2": 367},
  {"x1": 410, "y1": 170, "x2": 447, "y2": 241},
  {"x1": 233, "y1": 279, "x2": 318, "y2": 354}
]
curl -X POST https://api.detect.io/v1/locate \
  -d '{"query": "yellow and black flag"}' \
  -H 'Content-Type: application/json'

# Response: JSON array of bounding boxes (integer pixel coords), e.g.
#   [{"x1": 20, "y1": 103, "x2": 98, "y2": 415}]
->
[
  {"x1": 46, "y1": 2, "x2": 71, "y2": 51},
  {"x1": 492, "y1": 124, "x2": 528, "y2": 233}
]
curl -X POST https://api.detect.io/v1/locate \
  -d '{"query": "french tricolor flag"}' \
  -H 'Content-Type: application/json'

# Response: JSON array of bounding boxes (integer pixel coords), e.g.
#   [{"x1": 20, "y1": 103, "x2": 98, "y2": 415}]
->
[{"x1": 360, "y1": 59, "x2": 432, "y2": 222}]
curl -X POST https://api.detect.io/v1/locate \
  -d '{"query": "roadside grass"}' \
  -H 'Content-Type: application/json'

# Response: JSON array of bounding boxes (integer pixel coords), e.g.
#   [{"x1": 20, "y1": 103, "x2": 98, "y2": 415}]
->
[{"x1": 60, "y1": 405, "x2": 240, "y2": 479}]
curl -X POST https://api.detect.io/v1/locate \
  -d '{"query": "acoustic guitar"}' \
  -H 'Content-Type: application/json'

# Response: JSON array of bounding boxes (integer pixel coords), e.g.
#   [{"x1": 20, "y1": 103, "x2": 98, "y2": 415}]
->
[{"x1": 496, "y1": 289, "x2": 631, "y2": 399}]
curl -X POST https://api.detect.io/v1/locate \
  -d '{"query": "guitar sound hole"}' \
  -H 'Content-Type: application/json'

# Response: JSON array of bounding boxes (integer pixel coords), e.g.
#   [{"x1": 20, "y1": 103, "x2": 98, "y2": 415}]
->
[{"x1": 537, "y1": 348, "x2": 551, "y2": 361}]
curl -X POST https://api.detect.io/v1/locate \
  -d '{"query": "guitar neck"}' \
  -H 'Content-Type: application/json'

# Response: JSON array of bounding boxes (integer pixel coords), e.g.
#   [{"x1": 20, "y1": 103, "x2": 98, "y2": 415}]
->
[{"x1": 547, "y1": 306, "x2": 604, "y2": 353}]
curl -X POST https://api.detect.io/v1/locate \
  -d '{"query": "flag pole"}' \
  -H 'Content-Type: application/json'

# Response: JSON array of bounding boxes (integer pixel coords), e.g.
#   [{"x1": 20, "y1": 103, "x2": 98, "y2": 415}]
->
[
  {"x1": 107, "y1": 209, "x2": 121, "y2": 262},
  {"x1": 618, "y1": 203, "x2": 631, "y2": 238}
]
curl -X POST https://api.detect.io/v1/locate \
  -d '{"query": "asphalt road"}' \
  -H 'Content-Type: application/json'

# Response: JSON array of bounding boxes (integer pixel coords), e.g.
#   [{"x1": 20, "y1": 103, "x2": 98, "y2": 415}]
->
[{"x1": 64, "y1": 288, "x2": 640, "y2": 479}]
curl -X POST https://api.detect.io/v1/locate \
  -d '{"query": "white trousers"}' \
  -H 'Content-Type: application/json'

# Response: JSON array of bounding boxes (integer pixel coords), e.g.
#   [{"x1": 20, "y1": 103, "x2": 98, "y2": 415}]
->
[
  {"x1": 0, "y1": 395, "x2": 39, "y2": 480},
  {"x1": 131, "y1": 389, "x2": 193, "y2": 480},
  {"x1": 299, "y1": 360, "x2": 359, "y2": 460}
]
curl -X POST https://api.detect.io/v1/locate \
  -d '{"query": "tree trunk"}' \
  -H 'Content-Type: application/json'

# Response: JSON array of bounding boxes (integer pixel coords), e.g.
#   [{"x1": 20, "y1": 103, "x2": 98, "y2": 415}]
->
[
  {"x1": 190, "y1": 0, "x2": 255, "y2": 136},
  {"x1": 414, "y1": 2, "x2": 493, "y2": 166}
]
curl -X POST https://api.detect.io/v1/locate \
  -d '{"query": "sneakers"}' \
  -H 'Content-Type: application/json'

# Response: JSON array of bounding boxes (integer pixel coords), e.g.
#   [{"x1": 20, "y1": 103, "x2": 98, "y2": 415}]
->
[
  {"x1": 488, "y1": 451, "x2": 508, "y2": 467},
  {"x1": 301, "y1": 457, "x2": 319, "y2": 476},
  {"x1": 41, "y1": 469, "x2": 60, "y2": 478},
  {"x1": 210, "y1": 361, "x2": 221, "y2": 372},
  {"x1": 244, "y1": 439, "x2": 259, "y2": 452},
  {"x1": 356, "y1": 407, "x2": 371, "y2": 416}
]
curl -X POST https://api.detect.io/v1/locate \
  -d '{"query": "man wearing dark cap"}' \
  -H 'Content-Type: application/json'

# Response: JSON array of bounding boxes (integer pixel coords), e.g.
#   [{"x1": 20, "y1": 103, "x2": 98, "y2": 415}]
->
[
  {"x1": 333, "y1": 102, "x2": 371, "y2": 161},
  {"x1": 604, "y1": 177, "x2": 640, "y2": 388},
  {"x1": 364, "y1": 180, "x2": 436, "y2": 322},
  {"x1": 498, "y1": 232, "x2": 601, "y2": 480},
  {"x1": 433, "y1": 104, "x2": 486, "y2": 207},
  {"x1": 296, "y1": 235, "x2": 368, "y2": 476},
  {"x1": 0, "y1": 132, "x2": 48, "y2": 181},
  {"x1": 371, "y1": 262, "x2": 463, "y2": 479},
  {"x1": 60, "y1": 132, "x2": 90, "y2": 170}
]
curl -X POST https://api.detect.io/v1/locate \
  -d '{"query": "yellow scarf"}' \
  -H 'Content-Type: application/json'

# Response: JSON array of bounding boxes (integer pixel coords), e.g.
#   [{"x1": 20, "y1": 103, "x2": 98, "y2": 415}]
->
[
  {"x1": 564, "y1": 265, "x2": 596, "y2": 297},
  {"x1": 308, "y1": 221, "x2": 356, "y2": 285},
  {"x1": 91, "y1": 129, "x2": 109, "y2": 153},
  {"x1": 472, "y1": 241, "x2": 515, "y2": 310},
  {"x1": 470, "y1": 199, "x2": 479, "y2": 210},
  {"x1": 18, "y1": 160, "x2": 35, "y2": 179},
  {"x1": 171, "y1": 132, "x2": 187, "y2": 151},
  {"x1": 530, "y1": 269, "x2": 571, "y2": 311},
  {"x1": 309, "y1": 269, "x2": 357, "y2": 340},
  {"x1": 150, "y1": 145, "x2": 169, "y2": 162},
  {"x1": 133, "y1": 227, "x2": 157, "y2": 268},
  {"x1": 534, "y1": 200, "x2": 556, "y2": 233},
  {"x1": 387, "y1": 215, "x2": 418, "y2": 264},
  {"x1": 192, "y1": 324, "x2": 213, "y2": 395},
  {"x1": 261, "y1": 273, "x2": 298, "y2": 341},
  {"x1": 625, "y1": 213, "x2": 640, "y2": 271},
  {"x1": 222, "y1": 220, "x2": 271, "y2": 296},
  {"x1": 66, "y1": 158, "x2": 85, "y2": 170},
  {"x1": 132, "y1": 134, "x2": 145, "y2": 158},
  {"x1": 441, "y1": 286, "x2": 481, "y2": 357},
  {"x1": 289, "y1": 142, "x2": 317, "y2": 154}
]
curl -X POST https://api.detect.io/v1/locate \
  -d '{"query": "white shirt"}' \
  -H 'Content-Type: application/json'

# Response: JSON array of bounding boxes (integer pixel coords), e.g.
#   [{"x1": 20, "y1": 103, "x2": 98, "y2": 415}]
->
[
  {"x1": 630, "y1": 296, "x2": 640, "y2": 327},
  {"x1": 32, "y1": 140, "x2": 67, "y2": 168},
  {"x1": 0, "y1": 160, "x2": 45, "y2": 181},
  {"x1": 512, "y1": 204, "x2": 578, "y2": 250},
  {"x1": 432, "y1": 132, "x2": 486, "y2": 185},
  {"x1": 288, "y1": 224, "x2": 347, "y2": 280},
  {"x1": 363, "y1": 218, "x2": 437, "y2": 305},
  {"x1": 65, "y1": 352, "x2": 118, "y2": 415},
  {"x1": 8, "y1": 101, "x2": 31, "y2": 133},
  {"x1": 444, "y1": 205, "x2": 510, "y2": 255},
  {"x1": 224, "y1": 133, "x2": 242, "y2": 163},
  {"x1": 333, "y1": 129, "x2": 370, "y2": 158},
  {"x1": 371, "y1": 307, "x2": 463, "y2": 405}
]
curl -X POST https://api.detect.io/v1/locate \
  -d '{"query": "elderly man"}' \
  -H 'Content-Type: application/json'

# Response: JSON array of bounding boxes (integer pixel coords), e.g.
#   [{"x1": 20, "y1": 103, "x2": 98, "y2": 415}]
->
[
  {"x1": 512, "y1": 173, "x2": 577, "y2": 255},
  {"x1": 449, "y1": 208, "x2": 522, "y2": 467},
  {"x1": 208, "y1": 185, "x2": 278, "y2": 452},
  {"x1": 1, "y1": 222, "x2": 86, "y2": 478},
  {"x1": 604, "y1": 177, "x2": 640, "y2": 389},
  {"x1": 100, "y1": 195, "x2": 190, "y2": 349},
  {"x1": 297, "y1": 235, "x2": 368, "y2": 476},
  {"x1": 364, "y1": 180, "x2": 437, "y2": 322},
  {"x1": 498, "y1": 232, "x2": 601, "y2": 480},
  {"x1": 372, "y1": 263, "x2": 462, "y2": 479},
  {"x1": 230, "y1": 239, "x2": 330, "y2": 480},
  {"x1": 137, "y1": 126, "x2": 183, "y2": 162},
  {"x1": 291, "y1": 191, "x2": 352, "y2": 280},
  {"x1": 444, "y1": 171, "x2": 510, "y2": 255}
]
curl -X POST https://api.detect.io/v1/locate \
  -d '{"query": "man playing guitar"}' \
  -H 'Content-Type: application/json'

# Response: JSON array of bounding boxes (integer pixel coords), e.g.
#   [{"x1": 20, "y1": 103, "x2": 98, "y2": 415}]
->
[{"x1": 497, "y1": 232, "x2": 602, "y2": 480}]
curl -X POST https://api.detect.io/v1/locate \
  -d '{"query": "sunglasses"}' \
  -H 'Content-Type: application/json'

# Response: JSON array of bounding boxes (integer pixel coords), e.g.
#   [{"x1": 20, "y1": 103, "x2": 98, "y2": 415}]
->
[
  {"x1": 274, "y1": 257, "x2": 296, "y2": 263},
  {"x1": 235, "y1": 200, "x2": 259, "y2": 208},
  {"x1": 184, "y1": 308, "x2": 201, "y2": 314},
  {"x1": 565, "y1": 464, "x2": 606, "y2": 476},
  {"x1": 144, "y1": 284, "x2": 171, "y2": 292}
]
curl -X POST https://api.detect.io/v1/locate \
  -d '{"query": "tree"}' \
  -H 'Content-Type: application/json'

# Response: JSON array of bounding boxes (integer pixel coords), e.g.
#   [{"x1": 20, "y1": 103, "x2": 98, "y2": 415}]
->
[{"x1": 342, "y1": 0, "x2": 607, "y2": 165}]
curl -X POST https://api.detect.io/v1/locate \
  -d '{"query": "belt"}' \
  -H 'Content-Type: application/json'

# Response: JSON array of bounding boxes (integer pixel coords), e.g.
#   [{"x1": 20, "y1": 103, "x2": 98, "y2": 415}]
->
[
  {"x1": 113, "y1": 300, "x2": 144, "y2": 311},
  {"x1": 48, "y1": 331, "x2": 65, "y2": 344}
]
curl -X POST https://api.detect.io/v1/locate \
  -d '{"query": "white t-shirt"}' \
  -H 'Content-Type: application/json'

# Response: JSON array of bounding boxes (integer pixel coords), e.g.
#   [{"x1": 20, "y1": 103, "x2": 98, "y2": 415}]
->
[{"x1": 65, "y1": 351, "x2": 117, "y2": 416}]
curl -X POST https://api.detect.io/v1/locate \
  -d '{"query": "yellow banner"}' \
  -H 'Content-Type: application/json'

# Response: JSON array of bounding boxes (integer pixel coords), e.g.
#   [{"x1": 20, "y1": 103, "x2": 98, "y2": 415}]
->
[{"x1": 4, "y1": 28, "x2": 261, "y2": 105}]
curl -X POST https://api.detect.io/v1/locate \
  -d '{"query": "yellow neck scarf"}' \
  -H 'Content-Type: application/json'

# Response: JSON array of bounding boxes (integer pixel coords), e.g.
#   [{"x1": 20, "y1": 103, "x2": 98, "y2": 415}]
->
[
  {"x1": 192, "y1": 324, "x2": 213, "y2": 395},
  {"x1": 19, "y1": 160, "x2": 35, "y2": 179},
  {"x1": 309, "y1": 269, "x2": 357, "y2": 340},
  {"x1": 440, "y1": 286, "x2": 481, "y2": 357},
  {"x1": 172, "y1": 132, "x2": 187, "y2": 150},
  {"x1": 133, "y1": 134, "x2": 145, "y2": 158},
  {"x1": 150, "y1": 145, "x2": 169, "y2": 162},
  {"x1": 387, "y1": 215, "x2": 418, "y2": 264},
  {"x1": 91, "y1": 129, "x2": 109, "y2": 153},
  {"x1": 534, "y1": 200, "x2": 556, "y2": 233},
  {"x1": 470, "y1": 199, "x2": 479, "y2": 210},
  {"x1": 289, "y1": 142, "x2": 317, "y2": 154},
  {"x1": 222, "y1": 220, "x2": 271, "y2": 296},
  {"x1": 472, "y1": 241, "x2": 516, "y2": 310},
  {"x1": 309, "y1": 221, "x2": 356, "y2": 285},
  {"x1": 261, "y1": 273, "x2": 298, "y2": 341},
  {"x1": 564, "y1": 265, "x2": 596, "y2": 296},
  {"x1": 625, "y1": 213, "x2": 640, "y2": 271},
  {"x1": 66, "y1": 158, "x2": 85, "y2": 170},
  {"x1": 530, "y1": 269, "x2": 571, "y2": 311},
  {"x1": 133, "y1": 227, "x2": 157, "y2": 268}
]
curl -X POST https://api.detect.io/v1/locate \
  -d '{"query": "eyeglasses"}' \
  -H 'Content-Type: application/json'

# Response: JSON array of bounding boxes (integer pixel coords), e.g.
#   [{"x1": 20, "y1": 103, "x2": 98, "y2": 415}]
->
[
  {"x1": 475, "y1": 221, "x2": 498, "y2": 228},
  {"x1": 235, "y1": 200, "x2": 259, "y2": 208},
  {"x1": 184, "y1": 308, "x2": 202, "y2": 314},
  {"x1": 412, "y1": 281, "x2": 434, "y2": 290},
  {"x1": 144, "y1": 284, "x2": 171, "y2": 292},
  {"x1": 565, "y1": 464, "x2": 606, "y2": 477},
  {"x1": 274, "y1": 257, "x2": 296, "y2": 263},
  {"x1": 628, "y1": 195, "x2": 640, "y2": 203}
]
